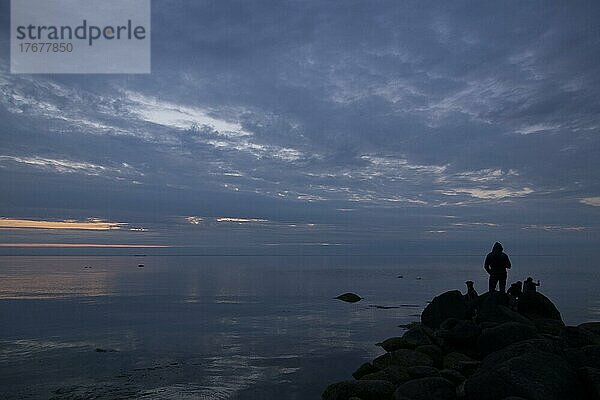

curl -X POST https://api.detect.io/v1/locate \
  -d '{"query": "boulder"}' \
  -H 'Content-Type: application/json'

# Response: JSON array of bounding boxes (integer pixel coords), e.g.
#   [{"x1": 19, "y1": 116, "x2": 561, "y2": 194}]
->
[
  {"x1": 474, "y1": 291, "x2": 510, "y2": 323},
  {"x1": 533, "y1": 318, "x2": 565, "y2": 336},
  {"x1": 517, "y1": 291, "x2": 562, "y2": 321},
  {"x1": 439, "y1": 369, "x2": 465, "y2": 385},
  {"x1": 561, "y1": 325, "x2": 600, "y2": 348},
  {"x1": 336, "y1": 293, "x2": 362, "y2": 303},
  {"x1": 407, "y1": 365, "x2": 440, "y2": 379},
  {"x1": 353, "y1": 362, "x2": 379, "y2": 380},
  {"x1": 578, "y1": 367, "x2": 600, "y2": 400},
  {"x1": 565, "y1": 345, "x2": 600, "y2": 369},
  {"x1": 377, "y1": 337, "x2": 412, "y2": 352},
  {"x1": 465, "y1": 339, "x2": 582, "y2": 400},
  {"x1": 373, "y1": 349, "x2": 434, "y2": 370},
  {"x1": 421, "y1": 291, "x2": 468, "y2": 329},
  {"x1": 322, "y1": 380, "x2": 395, "y2": 400},
  {"x1": 415, "y1": 345, "x2": 443, "y2": 368},
  {"x1": 438, "y1": 318, "x2": 481, "y2": 345},
  {"x1": 360, "y1": 365, "x2": 411, "y2": 385},
  {"x1": 443, "y1": 352, "x2": 480, "y2": 375},
  {"x1": 579, "y1": 322, "x2": 600, "y2": 336},
  {"x1": 394, "y1": 377, "x2": 457, "y2": 400},
  {"x1": 477, "y1": 322, "x2": 538, "y2": 356},
  {"x1": 402, "y1": 325, "x2": 434, "y2": 348},
  {"x1": 496, "y1": 305, "x2": 535, "y2": 326}
]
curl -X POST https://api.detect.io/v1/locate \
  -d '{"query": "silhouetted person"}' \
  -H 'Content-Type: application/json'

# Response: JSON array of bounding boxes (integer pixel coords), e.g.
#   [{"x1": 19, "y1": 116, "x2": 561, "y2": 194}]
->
[
  {"x1": 464, "y1": 280, "x2": 478, "y2": 301},
  {"x1": 523, "y1": 276, "x2": 540, "y2": 293},
  {"x1": 484, "y1": 242, "x2": 511, "y2": 293},
  {"x1": 507, "y1": 281, "x2": 522, "y2": 310}
]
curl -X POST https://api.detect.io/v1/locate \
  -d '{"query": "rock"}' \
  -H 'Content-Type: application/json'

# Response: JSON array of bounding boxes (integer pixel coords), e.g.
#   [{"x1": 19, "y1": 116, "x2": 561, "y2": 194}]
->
[
  {"x1": 402, "y1": 325, "x2": 434, "y2": 347},
  {"x1": 360, "y1": 371, "x2": 391, "y2": 382},
  {"x1": 477, "y1": 322, "x2": 538, "y2": 356},
  {"x1": 473, "y1": 291, "x2": 509, "y2": 323},
  {"x1": 517, "y1": 291, "x2": 562, "y2": 321},
  {"x1": 415, "y1": 345, "x2": 443, "y2": 368},
  {"x1": 377, "y1": 337, "x2": 412, "y2": 352},
  {"x1": 565, "y1": 345, "x2": 600, "y2": 369},
  {"x1": 383, "y1": 365, "x2": 411, "y2": 384},
  {"x1": 480, "y1": 321, "x2": 500, "y2": 329},
  {"x1": 353, "y1": 362, "x2": 379, "y2": 380},
  {"x1": 336, "y1": 293, "x2": 362, "y2": 303},
  {"x1": 579, "y1": 322, "x2": 600, "y2": 336},
  {"x1": 465, "y1": 339, "x2": 583, "y2": 400},
  {"x1": 373, "y1": 349, "x2": 434, "y2": 370},
  {"x1": 561, "y1": 325, "x2": 600, "y2": 348},
  {"x1": 439, "y1": 369, "x2": 465, "y2": 385},
  {"x1": 496, "y1": 305, "x2": 535, "y2": 326},
  {"x1": 322, "y1": 380, "x2": 395, "y2": 400},
  {"x1": 442, "y1": 352, "x2": 480, "y2": 376},
  {"x1": 438, "y1": 318, "x2": 481, "y2": 345},
  {"x1": 394, "y1": 377, "x2": 457, "y2": 400},
  {"x1": 407, "y1": 365, "x2": 440, "y2": 379},
  {"x1": 533, "y1": 318, "x2": 565, "y2": 336},
  {"x1": 360, "y1": 365, "x2": 410, "y2": 385},
  {"x1": 578, "y1": 367, "x2": 600, "y2": 400},
  {"x1": 421, "y1": 291, "x2": 468, "y2": 329}
]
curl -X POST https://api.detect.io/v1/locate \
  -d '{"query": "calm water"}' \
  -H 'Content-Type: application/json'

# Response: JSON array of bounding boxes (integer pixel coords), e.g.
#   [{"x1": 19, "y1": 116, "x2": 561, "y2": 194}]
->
[{"x1": 0, "y1": 255, "x2": 598, "y2": 399}]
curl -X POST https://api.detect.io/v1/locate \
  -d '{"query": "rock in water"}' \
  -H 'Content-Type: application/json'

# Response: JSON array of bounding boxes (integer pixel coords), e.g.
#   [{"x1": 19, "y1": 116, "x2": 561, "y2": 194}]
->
[
  {"x1": 517, "y1": 291, "x2": 562, "y2": 321},
  {"x1": 322, "y1": 380, "x2": 395, "y2": 400},
  {"x1": 421, "y1": 290, "x2": 468, "y2": 329},
  {"x1": 336, "y1": 292, "x2": 362, "y2": 303}
]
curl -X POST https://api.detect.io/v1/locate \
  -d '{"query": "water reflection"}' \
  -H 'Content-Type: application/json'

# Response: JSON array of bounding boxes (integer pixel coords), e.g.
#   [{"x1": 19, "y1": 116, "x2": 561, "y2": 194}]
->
[{"x1": 0, "y1": 255, "x2": 598, "y2": 399}]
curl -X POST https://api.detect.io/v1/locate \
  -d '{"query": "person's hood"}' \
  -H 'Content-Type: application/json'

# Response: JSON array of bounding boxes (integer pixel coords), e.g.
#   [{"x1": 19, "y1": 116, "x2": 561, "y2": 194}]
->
[{"x1": 492, "y1": 242, "x2": 503, "y2": 252}]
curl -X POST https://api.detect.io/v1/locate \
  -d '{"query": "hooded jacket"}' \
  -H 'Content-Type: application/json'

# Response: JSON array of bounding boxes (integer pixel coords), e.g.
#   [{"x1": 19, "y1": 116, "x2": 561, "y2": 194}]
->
[{"x1": 484, "y1": 242, "x2": 511, "y2": 275}]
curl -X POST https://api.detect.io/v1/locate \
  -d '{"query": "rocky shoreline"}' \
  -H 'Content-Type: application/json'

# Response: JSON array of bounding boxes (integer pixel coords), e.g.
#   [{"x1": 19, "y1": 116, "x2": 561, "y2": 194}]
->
[{"x1": 322, "y1": 289, "x2": 600, "y2": 400}]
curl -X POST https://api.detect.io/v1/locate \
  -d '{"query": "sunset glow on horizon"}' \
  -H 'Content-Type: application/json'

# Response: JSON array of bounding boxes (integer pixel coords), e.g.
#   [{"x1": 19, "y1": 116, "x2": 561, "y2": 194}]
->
[
  {"x1": 0, "y1": 243, "x2": 170, "y2": 248},
  {"x1": 0, "y1": 218, "x2": 126, "y2": 231}
]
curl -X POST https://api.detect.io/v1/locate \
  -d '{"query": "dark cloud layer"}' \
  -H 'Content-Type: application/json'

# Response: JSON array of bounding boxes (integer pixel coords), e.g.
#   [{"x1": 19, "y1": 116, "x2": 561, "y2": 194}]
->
[{"x1": 0, "y1": 1, "x2": 599, "y2": 253}]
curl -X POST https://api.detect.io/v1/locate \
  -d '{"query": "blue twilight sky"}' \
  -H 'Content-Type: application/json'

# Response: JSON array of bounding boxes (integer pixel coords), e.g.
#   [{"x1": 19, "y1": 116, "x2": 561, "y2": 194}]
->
[{"x1": 0, "y1": 1, "x2": 599, "y2": 254}]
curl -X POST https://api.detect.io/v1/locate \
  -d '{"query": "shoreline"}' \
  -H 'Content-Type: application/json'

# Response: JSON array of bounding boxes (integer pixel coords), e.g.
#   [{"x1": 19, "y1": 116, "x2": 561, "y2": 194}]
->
[{"x1": 323, "y1": 288, "x2": 600, "y2": 400}]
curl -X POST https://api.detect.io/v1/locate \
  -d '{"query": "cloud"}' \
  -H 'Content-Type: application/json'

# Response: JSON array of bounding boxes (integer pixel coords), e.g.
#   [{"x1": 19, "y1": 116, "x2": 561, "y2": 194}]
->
[
  {"x1": 0, "y1": 2, "x2": 598, "y2": 251},
  {"x1": 124, "y1": 91, "x2": 251, "y2": 137},
  {"x1": 0, "y1": 218, "x2": 126, "y2": 230},
  {"x1": 0, "y1": 155, "x2": 139, "y2": 178},
  {"x1": 216, "y1": 217, "x2": 269, "y2": 224},
  {"x1": 186, "y1": 216, "x2": 203, "y2": 225},
  {"x1": 522, "y1": 225, "x2": 586, "y2": 232},
  {"x1": 441, "y1": 187, "x2": 534, "y2": 200},
  {"x1": 581, "y1": 197, "x2": 600, "y2": 207}
]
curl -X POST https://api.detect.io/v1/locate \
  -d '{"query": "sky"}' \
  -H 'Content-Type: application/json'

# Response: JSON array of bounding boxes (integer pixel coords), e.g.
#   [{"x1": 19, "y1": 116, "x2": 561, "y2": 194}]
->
[{"x1": 0, "y1": 1, "x2": 599, "y2": 255}]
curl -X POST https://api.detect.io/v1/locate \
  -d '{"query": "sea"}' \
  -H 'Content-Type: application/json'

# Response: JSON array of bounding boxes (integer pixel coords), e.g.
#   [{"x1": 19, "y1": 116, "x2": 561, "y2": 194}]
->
[{"x1": 0, "y1": 254, "x2": 598, "y2": 399}]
